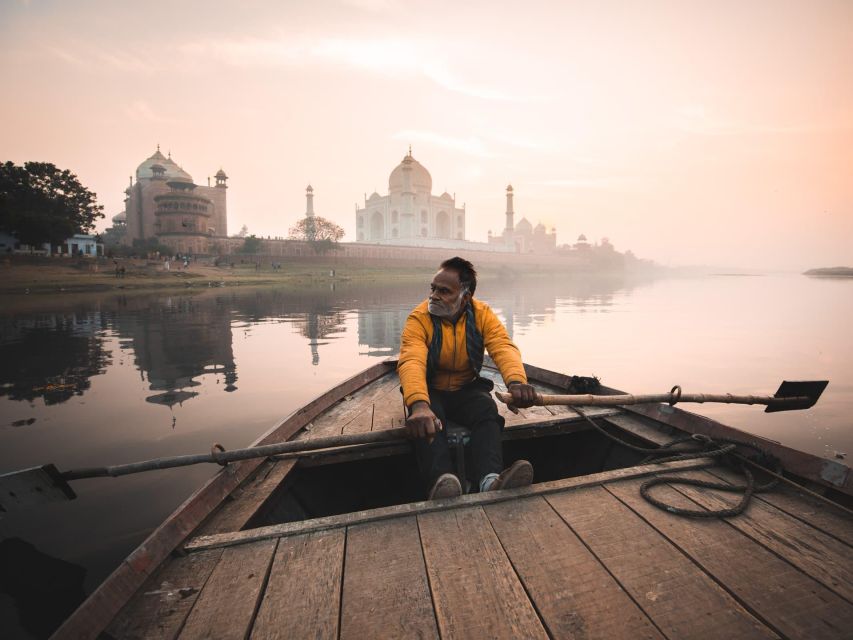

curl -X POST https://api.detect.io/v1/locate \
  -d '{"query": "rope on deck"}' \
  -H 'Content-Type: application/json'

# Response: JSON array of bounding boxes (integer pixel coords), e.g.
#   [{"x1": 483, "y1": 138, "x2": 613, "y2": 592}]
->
[{"x1": 575, "y1": 408, "x2": 780, "y2": 518}]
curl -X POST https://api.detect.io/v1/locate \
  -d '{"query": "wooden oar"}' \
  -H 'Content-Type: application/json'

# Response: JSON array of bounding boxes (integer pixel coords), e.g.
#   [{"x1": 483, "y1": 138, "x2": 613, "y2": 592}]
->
[
  {"x1": 0, "y1": 427, "x2": 410, "y2": 512},
  {"x1": 496, "y1": 380, "x2": 828, "y2": 413}
]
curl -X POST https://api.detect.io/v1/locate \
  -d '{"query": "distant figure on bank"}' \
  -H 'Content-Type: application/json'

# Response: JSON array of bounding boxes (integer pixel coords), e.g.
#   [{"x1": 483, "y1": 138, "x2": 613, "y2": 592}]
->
[{"x1": 398, "y1": 257, "x2": 537, "y2": 500}]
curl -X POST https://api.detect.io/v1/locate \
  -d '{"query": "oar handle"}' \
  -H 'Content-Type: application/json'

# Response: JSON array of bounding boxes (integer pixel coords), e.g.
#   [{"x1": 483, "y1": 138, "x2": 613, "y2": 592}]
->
[
  {"x1": 494, "y1": 390, "x2": 811, "y2": 409},
  {"x1": 62, "y1": 426, "x2": 411, "y2": 481}
]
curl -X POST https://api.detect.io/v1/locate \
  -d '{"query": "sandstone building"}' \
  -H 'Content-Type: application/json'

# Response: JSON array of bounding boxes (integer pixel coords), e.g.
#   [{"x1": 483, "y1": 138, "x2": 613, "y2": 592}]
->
[{"x1": 117, "y1": 147, "x2": 228, "y2": 254}]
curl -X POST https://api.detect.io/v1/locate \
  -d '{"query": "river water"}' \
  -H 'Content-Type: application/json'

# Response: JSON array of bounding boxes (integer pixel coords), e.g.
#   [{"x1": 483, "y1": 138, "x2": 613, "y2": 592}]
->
[{"x1": 1, "y1": 273, "x2": 851, "y2": 637}]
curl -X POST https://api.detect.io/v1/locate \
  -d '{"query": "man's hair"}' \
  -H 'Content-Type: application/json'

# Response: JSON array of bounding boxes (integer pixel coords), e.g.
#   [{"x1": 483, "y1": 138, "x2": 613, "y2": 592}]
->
[{"x1": 440, "y1": 256, "x2": 477, "y2": 295}]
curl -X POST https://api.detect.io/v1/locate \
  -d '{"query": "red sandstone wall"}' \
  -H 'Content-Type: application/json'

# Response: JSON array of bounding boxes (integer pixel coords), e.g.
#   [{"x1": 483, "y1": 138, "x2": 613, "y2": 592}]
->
[{"x1": 221, "y1": 238, "x2": 587, "y2": 269}]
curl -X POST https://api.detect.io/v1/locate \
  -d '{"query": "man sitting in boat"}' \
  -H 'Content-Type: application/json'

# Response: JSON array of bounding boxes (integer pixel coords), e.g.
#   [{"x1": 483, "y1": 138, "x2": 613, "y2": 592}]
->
[{"x1": 399, "y1": 257, "x2": 538, "y2": 499}]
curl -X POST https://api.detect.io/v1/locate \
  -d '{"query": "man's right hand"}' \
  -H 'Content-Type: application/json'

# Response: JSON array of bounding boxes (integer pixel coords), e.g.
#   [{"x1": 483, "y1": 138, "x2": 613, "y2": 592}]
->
[{"x1": 405, "y1": 401, "x2": 443, "y2": 443}]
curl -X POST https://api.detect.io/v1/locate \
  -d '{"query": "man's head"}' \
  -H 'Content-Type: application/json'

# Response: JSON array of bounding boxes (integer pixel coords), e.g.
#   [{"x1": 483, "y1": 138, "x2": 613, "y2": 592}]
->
[{"x1": 428, "y1": 257, "x2": 477, "y2": 319}]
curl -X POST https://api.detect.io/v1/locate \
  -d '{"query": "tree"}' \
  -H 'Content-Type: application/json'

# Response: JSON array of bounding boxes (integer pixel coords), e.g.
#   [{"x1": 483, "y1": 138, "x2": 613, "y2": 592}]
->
[
  {"x1": 288, "y1": 216, "x2": 344, "y2": 253},
  {"x1": 237, "y1": 234, "x2": 262, "y2": 254},
  {"x1": 0, "y1": 161, "x2": 104, "y2": 247},
  {"x1": 235, "y1": 224, "x2": 249, "y2": 238}
]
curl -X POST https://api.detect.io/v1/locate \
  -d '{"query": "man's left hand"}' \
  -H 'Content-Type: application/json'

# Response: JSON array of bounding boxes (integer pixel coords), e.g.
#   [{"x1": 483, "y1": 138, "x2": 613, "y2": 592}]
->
[{"x1": 508, "y1": 382, "x2": 537, "y2": 408}]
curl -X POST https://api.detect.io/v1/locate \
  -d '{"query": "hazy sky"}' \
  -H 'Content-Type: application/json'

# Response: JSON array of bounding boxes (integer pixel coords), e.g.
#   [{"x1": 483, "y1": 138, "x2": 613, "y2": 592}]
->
[{"x1": 1, "y1": 0, "x2": 851, "y2": 269}]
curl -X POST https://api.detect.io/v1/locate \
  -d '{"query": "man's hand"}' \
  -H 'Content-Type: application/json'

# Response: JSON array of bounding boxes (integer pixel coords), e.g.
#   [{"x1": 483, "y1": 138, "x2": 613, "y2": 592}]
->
[
  {"x1": 406, "y1": 401, "x2": 443, "y2": 443},
  {"x1": 508, "y1": 382, "x2": 538, "y2": 409}
]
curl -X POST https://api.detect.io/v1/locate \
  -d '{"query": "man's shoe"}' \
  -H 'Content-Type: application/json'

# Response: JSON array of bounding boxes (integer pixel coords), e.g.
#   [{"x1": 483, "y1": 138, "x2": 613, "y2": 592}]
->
[
  {"x1": 489, "y1": 460, "x2": 534, "y2": 491},
  {"x1": 428, "y1": 473, "x2": 463, "y2": 500}
]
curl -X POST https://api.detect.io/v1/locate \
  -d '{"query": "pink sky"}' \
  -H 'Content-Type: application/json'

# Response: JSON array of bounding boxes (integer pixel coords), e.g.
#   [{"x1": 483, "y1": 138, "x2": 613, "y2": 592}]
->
[{"x1": 1, "y1": 0, "x2": 851, "y2": 269}]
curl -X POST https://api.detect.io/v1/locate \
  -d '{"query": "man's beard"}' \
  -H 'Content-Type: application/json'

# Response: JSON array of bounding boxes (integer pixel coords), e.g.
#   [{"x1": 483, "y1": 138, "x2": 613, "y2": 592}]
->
[{"x1": 429, "y1": 291, "x2": 466, "y2": 318}]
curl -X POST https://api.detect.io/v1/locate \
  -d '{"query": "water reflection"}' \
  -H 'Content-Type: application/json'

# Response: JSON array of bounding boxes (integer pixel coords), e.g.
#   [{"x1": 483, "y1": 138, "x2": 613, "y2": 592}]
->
[
  {"x1": 0, "y1": 314, "x2": 111, "y2": 408},
  {"x1": 0, "y1": 275, "x2": 642, "y2": 413},
  {"x1": 110, "y1": 296, "x2": 239, "y2": 405}
]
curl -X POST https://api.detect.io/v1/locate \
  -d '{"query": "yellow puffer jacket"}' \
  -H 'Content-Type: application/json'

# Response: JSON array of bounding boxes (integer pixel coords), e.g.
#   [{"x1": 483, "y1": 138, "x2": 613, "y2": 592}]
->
[{"x1": 398, "y1": 298, "x2": 527, "y2": 407}]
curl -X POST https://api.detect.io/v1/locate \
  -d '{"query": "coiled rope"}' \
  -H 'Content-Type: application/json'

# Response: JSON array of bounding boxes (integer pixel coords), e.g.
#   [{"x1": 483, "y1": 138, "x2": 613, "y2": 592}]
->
[{"x1": 574, "y1": 406, "x2": 781, "y2": 518}]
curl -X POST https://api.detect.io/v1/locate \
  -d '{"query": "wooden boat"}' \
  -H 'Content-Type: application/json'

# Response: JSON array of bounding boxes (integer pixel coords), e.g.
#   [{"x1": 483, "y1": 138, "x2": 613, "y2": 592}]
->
[{"x1": 54, "y1": 359, "x2": 853, "y2": 639}]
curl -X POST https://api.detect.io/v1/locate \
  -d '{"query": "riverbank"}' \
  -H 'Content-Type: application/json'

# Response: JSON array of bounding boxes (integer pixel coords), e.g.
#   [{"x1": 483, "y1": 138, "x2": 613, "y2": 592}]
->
[
  {"x1": 2, "y1": 255, "x2": 645, "y2": 295},
  {"x1": 0, "y1": 256, "x2": 435, "y2": 295}
]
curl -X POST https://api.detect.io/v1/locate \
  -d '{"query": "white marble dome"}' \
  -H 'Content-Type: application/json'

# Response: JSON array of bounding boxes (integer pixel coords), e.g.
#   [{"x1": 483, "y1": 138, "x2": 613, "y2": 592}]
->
[{"x1": 388, "y1": 153, "x2": 432, "y2": 194}]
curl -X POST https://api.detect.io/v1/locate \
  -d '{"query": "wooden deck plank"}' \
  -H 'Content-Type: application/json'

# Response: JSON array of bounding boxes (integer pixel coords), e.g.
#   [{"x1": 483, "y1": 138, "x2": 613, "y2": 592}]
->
[
  {"x1": 368, "y1": 384, "x2": 407, "y2": 431},
  {"x1": 178, "y1": 539, "x2": 277, "y2": 639},
  {"x1": 195, "y1": 460, "x2": 297, "y2": 536},
  {"x1": 308, "y1": 374, "x2": 400, "y2": 438},
  {"x1": 606, "y1": 477, "x2": 853, "y2": 639},
  {"x1": 485, "y1": 496, "x2": 664, "y2": 640},
  {"x1": 417, "y1": 507, "x2": 548, "y2": 639},
  {"x1": 339, "y1": 404, "x2": 375, "y2": 435},
  {"x1": 705, "y1": 466, "x2": 853, "y2": 547},
  {"x1": 250, "y1": 529, "x2": 345, "y2": 639},
  {"x1": 340, "y1": 517, "x2": 438, "y2": 640},
  {"x1": 669, "y1": 470, "x2": 853, "y2": 603},
  {"x1": 106, "y1": 549, "x2": 224, "y2": 640},
  {"x1": 546, "y1": 486, "x2": 778, "y2": 639}
]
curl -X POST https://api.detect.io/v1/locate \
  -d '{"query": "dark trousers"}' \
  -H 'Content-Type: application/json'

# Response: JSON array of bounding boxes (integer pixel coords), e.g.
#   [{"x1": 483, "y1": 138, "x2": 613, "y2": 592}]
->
[{"x1": 412, "y1": 377, "x2": 505, "y2": 491}]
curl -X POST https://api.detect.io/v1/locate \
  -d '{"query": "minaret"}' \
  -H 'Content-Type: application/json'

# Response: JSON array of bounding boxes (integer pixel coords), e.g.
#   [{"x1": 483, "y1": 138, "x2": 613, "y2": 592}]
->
[
  {"x1": 306, "y1": 185, "x2": 314, "y2": 218},
  {"x1": 505, "y1": 184, "x2": 515, "y2": 232}
]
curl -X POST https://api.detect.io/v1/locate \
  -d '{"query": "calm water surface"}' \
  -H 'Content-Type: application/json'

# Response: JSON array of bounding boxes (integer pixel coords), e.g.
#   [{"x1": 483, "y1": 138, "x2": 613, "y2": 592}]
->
[{"x1": 1, "y1": 273, "x2": 851, "y2": 637}]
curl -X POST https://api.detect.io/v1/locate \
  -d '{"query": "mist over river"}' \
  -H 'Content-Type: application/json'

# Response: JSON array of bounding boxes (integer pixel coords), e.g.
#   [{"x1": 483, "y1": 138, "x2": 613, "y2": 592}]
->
[{"x1": 1, "y1": 272, "x2": 851, "y2": 638}]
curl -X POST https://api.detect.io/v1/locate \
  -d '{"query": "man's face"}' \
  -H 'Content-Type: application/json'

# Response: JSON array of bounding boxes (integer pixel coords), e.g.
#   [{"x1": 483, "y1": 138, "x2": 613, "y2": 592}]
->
[{"x1": 428, "y1": 268, "x2": 470, "y2": 318}]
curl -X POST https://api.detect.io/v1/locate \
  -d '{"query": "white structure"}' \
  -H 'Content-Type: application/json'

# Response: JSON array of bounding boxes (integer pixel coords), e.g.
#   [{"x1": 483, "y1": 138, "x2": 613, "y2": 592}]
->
[
  {"x1": 59, "y1": 234, "x2": 104, "y2": 257},
  {"x1": 355, "y1": 150, "x2": 467, "y2": 245}
]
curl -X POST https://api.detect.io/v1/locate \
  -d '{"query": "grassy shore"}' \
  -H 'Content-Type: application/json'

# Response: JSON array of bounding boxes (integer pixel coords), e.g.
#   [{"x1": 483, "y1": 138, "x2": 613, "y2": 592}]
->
[{"x1": 1, "y1": 256, "x2": 436, "y2": 295}]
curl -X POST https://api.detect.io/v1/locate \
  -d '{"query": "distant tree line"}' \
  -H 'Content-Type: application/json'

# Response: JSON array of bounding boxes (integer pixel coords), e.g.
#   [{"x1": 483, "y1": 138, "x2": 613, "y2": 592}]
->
[{"x1": 0, "y1": 161, "x2": 104, "y2": 247}]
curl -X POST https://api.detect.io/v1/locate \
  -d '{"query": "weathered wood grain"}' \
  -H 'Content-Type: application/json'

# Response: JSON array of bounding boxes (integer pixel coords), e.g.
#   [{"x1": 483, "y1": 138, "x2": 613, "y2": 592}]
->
[
  {"x1": 195, "y1": 460, "x2": 297, "y2": 536},
  {"x1": 705, "y1": 466, "x2": 853, "y2": 547},
  {"x1": 309, "y1": 375, "x2": 400, "y2": 437},
  {"x1": 417, "y1": 507, "x2": 548, "y2": 639},
  {"x1": 546, "y1": 486, "x2": 777, "y2": 639},
  {"x1": 607, "y1": 477, "x2": 853, "y2": 638},
  {"x1": 485, "y1": 496, "x2": 663, "y2": 639},
  {"x1": 250, "y1": 529, "x2": 345, "y2": 639},
  {"x1": 178, "y1": 539, "x2": 277, "y2": 639},
  {"x1": 340, "y1": 517, "x2": 438, "y2": 640},
  {"x1": 368, "y1": 384, "x2": 407, "y2": 432},
  {"x1": 106, "y1": 549, "x2": 224, "y2": 640},
  {"x1": 669, "y1": 470, "x2": 853, "y2": 603}
]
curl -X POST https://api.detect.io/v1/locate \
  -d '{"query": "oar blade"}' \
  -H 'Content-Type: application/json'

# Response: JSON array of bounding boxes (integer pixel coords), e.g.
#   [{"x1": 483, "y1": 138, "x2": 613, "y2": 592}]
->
[
  {"x1": 0, "y1": 464, "x2": 76, "y2": 512},
  {"x1": 765, "y1": 380, "x2": 829, "y2": 412}
]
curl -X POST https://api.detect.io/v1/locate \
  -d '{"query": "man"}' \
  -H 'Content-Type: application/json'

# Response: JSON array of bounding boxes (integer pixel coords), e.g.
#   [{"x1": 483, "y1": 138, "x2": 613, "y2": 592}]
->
[{"x1": 399, "y1": 257, "x2": 538, "y2": 500}]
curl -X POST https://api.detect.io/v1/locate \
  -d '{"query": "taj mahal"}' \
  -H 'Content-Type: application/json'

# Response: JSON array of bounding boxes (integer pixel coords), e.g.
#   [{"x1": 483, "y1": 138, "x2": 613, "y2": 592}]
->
[
  {"x1": 352, "y1": 149, "x2": 556, "y2": 254},
  {"x1": 355, "y1": 149, "x2": 469, "y2": 248}
]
